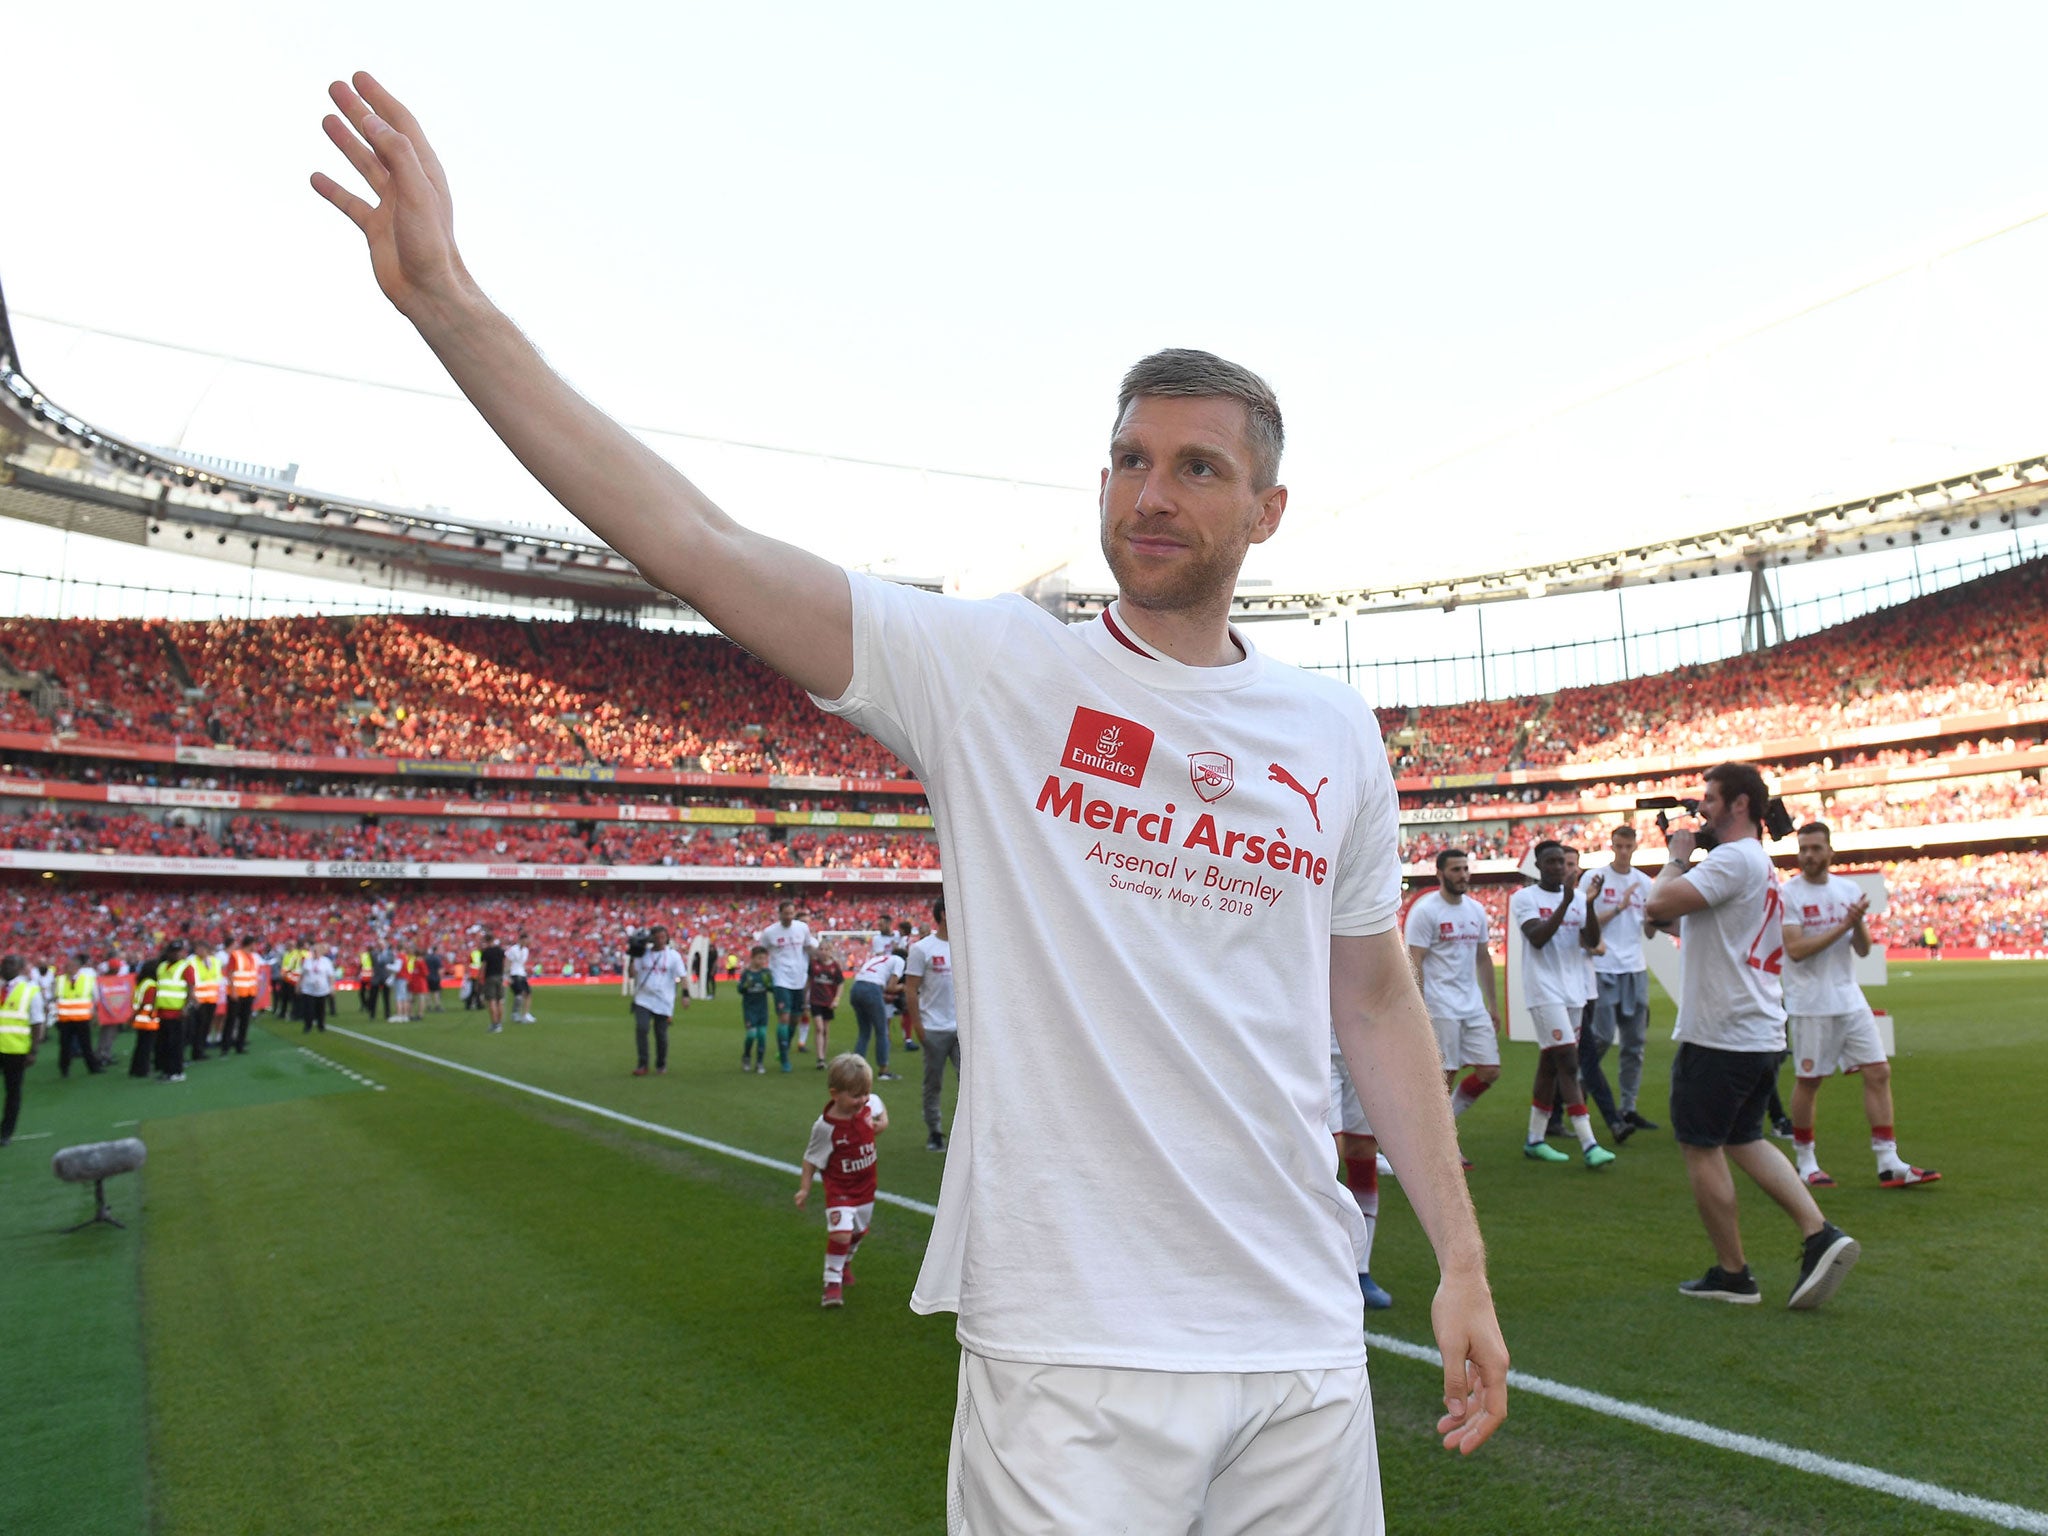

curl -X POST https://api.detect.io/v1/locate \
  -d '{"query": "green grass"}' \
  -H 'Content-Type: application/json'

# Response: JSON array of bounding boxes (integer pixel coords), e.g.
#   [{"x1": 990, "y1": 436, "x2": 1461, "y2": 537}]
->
[{"x1": 3, "y1": 965, "x2": 2043, "y2": 1534}]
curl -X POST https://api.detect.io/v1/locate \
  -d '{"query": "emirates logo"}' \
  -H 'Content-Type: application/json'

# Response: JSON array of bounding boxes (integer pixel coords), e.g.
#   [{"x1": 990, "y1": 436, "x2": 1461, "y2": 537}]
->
[{"x1": 1062, "y1": 706, "x2": 1156, "y2": 785}]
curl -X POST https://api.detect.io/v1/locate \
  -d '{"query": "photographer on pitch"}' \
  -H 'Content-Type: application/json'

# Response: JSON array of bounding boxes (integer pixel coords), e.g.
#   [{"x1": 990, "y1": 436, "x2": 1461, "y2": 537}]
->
[
  {"x1": 629, "y1": 925, "x2": 688, "y2": 1077},
  {"x1": 1644, "y1": 763, "x2": 1859, "y2": 1309}
]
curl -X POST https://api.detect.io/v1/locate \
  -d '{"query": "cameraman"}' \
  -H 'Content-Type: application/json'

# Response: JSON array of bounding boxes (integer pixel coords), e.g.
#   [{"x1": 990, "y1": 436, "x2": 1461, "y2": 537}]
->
[
  {"x1": 630, "y1": 924, "x2": 688, "y2": 1077},
  {"x1": 1645, "y1": 763, "x2": 1859, "y2": 1309}
]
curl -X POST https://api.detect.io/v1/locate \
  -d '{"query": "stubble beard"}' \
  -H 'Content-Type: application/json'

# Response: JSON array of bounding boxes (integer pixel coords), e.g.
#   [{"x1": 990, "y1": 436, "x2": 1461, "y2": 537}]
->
[{"x1": 1101, "y1": 520, "x2": 1250, "y2": 619}]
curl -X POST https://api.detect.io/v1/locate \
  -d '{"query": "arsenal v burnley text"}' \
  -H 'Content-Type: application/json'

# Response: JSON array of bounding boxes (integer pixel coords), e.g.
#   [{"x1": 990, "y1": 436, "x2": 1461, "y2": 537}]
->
[{"x1": 1043, "y1": 705, "x2": 1333, "y2": 916}]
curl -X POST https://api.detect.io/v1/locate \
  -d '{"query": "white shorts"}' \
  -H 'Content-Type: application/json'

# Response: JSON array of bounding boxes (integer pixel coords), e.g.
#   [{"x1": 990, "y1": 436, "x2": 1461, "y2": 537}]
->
[
  {"x1": 1326, "y1": 1052, "x2": 1372, "y2": 1137},
  {"x1": 825, "y1": 1202, "x2": 874, "y2": 1236},
  {"x1": 1431, "y1": 1012, "x2": 1498, "y2": 1071},
  {"x1": 1791, "y1": 1007, "x2": 1886, "y2": 1078},
  {"x1": 1529, "y1": 1003, "x2": 1575, "y2": 1048},
  {"x1": 946, "y1": 1348, "x2": 1382, "y2": 1536}
]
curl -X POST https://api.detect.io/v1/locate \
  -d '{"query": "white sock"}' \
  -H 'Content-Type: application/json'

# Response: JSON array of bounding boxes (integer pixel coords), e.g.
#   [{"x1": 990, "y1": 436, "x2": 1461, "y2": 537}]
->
[
  {"x1": 1570, "y1": 1110, "x2": 1597, "y2": 1152},
  {"x1": 1797, "y1": 1141, "x2": 1821, "y2": 1176},
  {"x1": 1527, "y1": 1105, "x2": 1550, "y2": 1144},
  {"x1": 823, "y1": 1247, "x2": 848, "y2": 1285},
  {"x1": 795, "y1": 1025, "x2": 811, "y2": 1048},
  {"x1": 1872, "y1": 1134, "x2": 1904, "y2": 1172}
]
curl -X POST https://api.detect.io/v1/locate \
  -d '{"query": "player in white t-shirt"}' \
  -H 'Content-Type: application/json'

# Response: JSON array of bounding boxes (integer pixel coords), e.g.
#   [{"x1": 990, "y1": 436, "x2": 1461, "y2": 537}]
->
[
  {"x1": 757, "y1": 899, "x2": 818, "y2": 1066},
  {"x1": 904, "y1": 897, "x2": 958, "y2": 1152},
  {"x1": 505, "y1": 934, "x2": 535, "y2": 1024},
  {"x1": 1578, "y1": 825, "x2": 1659, "y2": 1141},
  {"x1": 1403, "y1": 849, "x2": 1500, "y2": 1159},
  {"x1": 1646, "y1": 764, "x2": 1859, "y2": 1310},
  {"x1": 314, "y1": 121, "x2": 1506, "y2": 1523},
  {"x1": 1509, "y1": 842, "x2": 1616, "y2": 1168},
  {"x1": 1781, "y1": 822, "x2": 1940, "y2": 1191}
]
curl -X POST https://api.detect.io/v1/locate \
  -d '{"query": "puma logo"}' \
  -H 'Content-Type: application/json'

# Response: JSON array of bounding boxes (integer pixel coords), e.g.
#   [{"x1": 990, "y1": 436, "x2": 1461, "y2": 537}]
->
[{"x1": 1267, "y1": 763, "x2": 1328, "y2": 832}]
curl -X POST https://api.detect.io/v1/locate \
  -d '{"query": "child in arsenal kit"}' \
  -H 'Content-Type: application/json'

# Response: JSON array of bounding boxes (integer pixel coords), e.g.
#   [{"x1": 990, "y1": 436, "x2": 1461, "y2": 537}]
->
[{"x1": 795, "y1": 1054, "x2": 890, "y2": 1307}]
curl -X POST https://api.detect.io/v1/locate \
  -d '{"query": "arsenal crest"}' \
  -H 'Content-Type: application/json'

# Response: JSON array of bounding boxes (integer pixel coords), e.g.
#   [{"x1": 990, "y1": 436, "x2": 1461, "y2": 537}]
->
[{"x1": 1188, "y1": 751, "x2": 1235, "y2": 803}]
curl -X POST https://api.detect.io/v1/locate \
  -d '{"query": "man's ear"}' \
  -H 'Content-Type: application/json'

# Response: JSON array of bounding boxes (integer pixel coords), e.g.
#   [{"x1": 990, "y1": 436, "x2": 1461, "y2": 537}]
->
[{"x1": 1247, "y1": 483, "x2": 1288, "y2": 546}]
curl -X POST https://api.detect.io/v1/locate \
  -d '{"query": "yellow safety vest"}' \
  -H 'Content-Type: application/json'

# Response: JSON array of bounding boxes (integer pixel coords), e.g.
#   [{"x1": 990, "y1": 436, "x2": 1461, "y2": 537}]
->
[
  {"x1": 133, "y1": 974, "x2": 159, "y2": 1032},
  {"x1": 56, "y1": 972, "x2": 96, "y2": 1023},
  {"x1": 154, "y1": 964, "x2": 190, "y2": 1014},
  {"x1": 283, "y1": 949, "x2": 304, "y2": 985},
  {"x1": 0, "y1": 978, "x2": 40, "y2": 1054},
  {"x1": 360, "y1": 951, "x2": 375, "y2": 978}
]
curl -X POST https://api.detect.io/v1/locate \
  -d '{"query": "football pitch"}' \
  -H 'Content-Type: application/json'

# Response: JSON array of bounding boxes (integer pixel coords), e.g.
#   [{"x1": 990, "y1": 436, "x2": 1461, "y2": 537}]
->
[{"x1": 4, "y1": 962, "x2": 2043, "y2": 1535}]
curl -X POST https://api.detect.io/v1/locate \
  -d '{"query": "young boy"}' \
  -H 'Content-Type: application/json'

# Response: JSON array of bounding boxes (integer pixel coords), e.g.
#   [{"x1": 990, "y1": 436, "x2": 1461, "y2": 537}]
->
[
  {"x1": 794, "y1": 1053, "x2": 889, "y2": 1307},
  {"x1": 738, "y1": 945, "x2": 774, "y2": 1074}
]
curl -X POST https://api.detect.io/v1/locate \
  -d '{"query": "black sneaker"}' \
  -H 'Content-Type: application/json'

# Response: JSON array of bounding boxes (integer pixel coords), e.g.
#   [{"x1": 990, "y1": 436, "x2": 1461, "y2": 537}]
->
[
  {"x1": 926, "y1": 1131, "x2": 946, "y2": 1152},
  {"x1": 1612, "y1": 1120, "x2": 1636, "y2": 1145},
  {"x1": 1788, "y1": 1223, "x2": 1860, "y2": 1311},
  {"x1": 1678, "y1": 1264, "x2": 1760, "y2": 1303},
  {"x1": 1770, "y1": 1116, "x2": 1796, "y2": 1141},
  {"x1": 1626, "y1": 1110, "x2": 1661, "y2": 1132}
]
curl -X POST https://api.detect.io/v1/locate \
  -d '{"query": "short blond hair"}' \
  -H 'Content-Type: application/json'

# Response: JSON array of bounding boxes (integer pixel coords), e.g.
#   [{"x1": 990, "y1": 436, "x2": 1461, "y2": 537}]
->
[{"x1": 826, "y1": 1053, "x2": 874, "y2": 1095}]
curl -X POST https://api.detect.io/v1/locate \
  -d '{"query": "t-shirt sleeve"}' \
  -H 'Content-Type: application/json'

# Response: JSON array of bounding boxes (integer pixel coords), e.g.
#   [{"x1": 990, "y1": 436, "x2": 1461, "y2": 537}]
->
[
  {"x1": 1401, "y1": 899, "x2": 1431, "y2": 947},
  {"x1": 803, "y1": 1119, "x2": 834, "y2": 1170},
  {"x1": 1684, "y1": 843, "x2": 1752, "y2": 911},
  {"x1": 1329, "y1": 707, "x2": 1403, "y2": 937},
  {"x1": 905, "y1": 943, "x2": 929, "y2": 980},
  {"x1": 807, "y1": 570, "x2": 1024, "y2": 778}
]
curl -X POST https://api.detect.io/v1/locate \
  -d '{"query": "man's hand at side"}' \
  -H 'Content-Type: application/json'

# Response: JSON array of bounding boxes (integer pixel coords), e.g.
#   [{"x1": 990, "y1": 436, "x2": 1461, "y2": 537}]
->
[
  {"x1": 311, "y1": 72, "x2": 852, "y2": 700},
  {"x1": 1332, "y1": 929, "x2": 1509, "y2": 1455}
]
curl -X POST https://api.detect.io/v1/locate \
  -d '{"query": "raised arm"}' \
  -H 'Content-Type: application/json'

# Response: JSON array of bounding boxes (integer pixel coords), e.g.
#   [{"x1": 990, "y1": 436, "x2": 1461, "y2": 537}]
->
[
  {"x1": 1332, "y1": 929, "x2": 1508, "y2": 1455},
  {"x1": 311, "y1": 73, "x2": 851, "y2": 698}
]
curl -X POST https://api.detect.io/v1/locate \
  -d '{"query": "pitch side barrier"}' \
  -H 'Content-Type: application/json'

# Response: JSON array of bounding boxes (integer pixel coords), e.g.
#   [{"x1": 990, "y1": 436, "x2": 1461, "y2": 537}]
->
[{"x1": 0, "y1": 851, "x2": 942, "y2": 883}]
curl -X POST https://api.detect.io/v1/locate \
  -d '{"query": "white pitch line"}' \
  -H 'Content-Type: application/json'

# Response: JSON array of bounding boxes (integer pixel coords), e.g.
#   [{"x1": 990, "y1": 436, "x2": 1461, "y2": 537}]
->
[
  {"x1": 320, "y1": 1024, "x2": 2041, "y2": 1530},
  {"x1": 297, "y1": 1045, "x2": 387, "y2": 1092},
  {"x1": 1365, "y1": 1332, "x2": 2048, "y2": 1534},
  {"x1": 323, "y1": 1026, "x2": 937, "y2": 1217}
]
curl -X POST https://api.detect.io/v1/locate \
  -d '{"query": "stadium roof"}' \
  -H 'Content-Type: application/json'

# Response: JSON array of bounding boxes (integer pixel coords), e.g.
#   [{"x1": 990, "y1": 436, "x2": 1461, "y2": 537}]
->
[{"x1": 5, "y1": 278, "x2": 2045, "y2": 623}]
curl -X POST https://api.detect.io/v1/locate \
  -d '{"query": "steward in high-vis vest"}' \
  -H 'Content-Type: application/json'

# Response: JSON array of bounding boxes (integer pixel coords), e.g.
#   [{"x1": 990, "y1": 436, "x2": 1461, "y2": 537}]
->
[
  {"x1": 225, "y1": 935, "x2": 261, "y2": 1056},
  {"x1": 466, "y1": 949, "x2": 484, "y2": 1010},
  {"x1": 359, "y1": 949, "x2": 376, "y2": 1014},
  {"x1": 128, "y1": 960, "x2": 162, "y2": 1079},
  {"x1": 276, "y1": 945, "x2": 303, "y2": 1018},
  {"x1": 151, "y1": 940, "x2": 191, "y2": 1081},
  {"x1": 183, "y1": 950, "x2": 219, "y2": 1060},
  {"x1": 1, "y1": 954, "x2": 48, "y2": 1145},
  {"x1": 56, "y1": 951, "x2": 103, "y2": 1078}
]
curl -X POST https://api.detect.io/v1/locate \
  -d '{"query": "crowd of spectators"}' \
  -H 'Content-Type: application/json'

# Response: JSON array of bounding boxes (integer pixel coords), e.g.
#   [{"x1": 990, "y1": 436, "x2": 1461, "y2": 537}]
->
[
  {"x1": 0, "y1": 806, "x2": 940, "y2": 870},
  {"x1": 4, "y1": 557, "x2": 2044, "y2": 789},
  {"x1": 0, "y1": 885, "x2": 928, "y2": 981},
  {"x1": 0, "y1": 613, "x2": 912, "y2": 777}
]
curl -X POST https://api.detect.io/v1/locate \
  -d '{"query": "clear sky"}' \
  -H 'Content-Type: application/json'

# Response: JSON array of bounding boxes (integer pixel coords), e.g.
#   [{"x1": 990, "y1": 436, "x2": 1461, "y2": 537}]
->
[{"x1": 8, "y1": 1, "x2": 2048, "y2": 678}]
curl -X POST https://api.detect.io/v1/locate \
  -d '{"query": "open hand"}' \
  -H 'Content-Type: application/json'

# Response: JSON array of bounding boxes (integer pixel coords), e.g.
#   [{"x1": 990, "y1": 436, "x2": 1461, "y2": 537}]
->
[
  {"x1": 311, "y1": 72, "x2": 471, "y2": 321},
  {"x1": 793, "y1": 1187, "x2": 808, "y2": 1210},
  {"x1": 1431, "y1": 1271, "x2": 1509, "y2": 1455}
]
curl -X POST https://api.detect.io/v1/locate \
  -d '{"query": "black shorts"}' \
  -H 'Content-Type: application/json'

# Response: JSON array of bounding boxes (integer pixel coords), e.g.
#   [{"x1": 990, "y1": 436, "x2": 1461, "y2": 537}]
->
[
  {"x1": 510, "y1": 976, "x2": 531, "y2": 997},
  {"x1": 1669, "y1": 1043, "x2": 1780, "y2": 1148},
  {"x1": 810, "y1": 1003, "x2": 836, "y2": 1023}
]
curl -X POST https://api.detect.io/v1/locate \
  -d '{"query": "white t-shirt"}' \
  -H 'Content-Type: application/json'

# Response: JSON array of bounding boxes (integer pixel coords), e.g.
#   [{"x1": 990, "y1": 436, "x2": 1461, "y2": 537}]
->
[
  {"x1": 855, "y1": 951, "x2": 905, "y2": 989},
  {"x1": 1508, "y1": 884, "x2": 1591, "y2": 1009},
  {"x1": 1582, "y1": 865, "x2": 1653, "y2": 975},
  {"x1": 815, "y1": 574, "x2": 1402, "y2": 1372},
  {"x1": 1402, "y1": 890, "x2": 1490, "y2": 1018},
  {"x1": 869, "y1": 930, "x2": 898, "y2": 959},
  {"x1": 1671, "y1": 838, "x2": 1787, "y2": 1052},
  {"x1": 905, "y1": 934, "x2": 957, "y2": 1032},
  {"x1": 757, "y1": 921, "x2": 815, "y2": 990},
  {"x1": 504, "y1": 944, "x2": 530, "y2": 979},
  {"x1": 1780, "y1": 874, "x2": 1867, "y2": 1016},
  {"x1": 299, "y1": 955, "x2": 336, "y2": 997},
  {"x1": 631, "y1": 945, "x2": 687, "y2": 1014}
]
